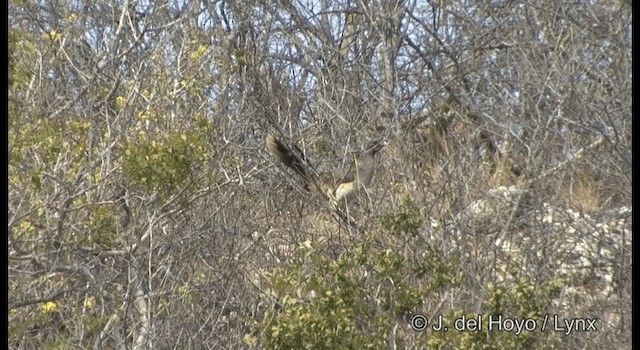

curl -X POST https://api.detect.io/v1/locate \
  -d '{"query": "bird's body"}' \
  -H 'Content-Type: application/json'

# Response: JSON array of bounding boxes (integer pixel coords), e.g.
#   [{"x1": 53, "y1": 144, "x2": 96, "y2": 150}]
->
[
  {"x1": 334, "y1": 139, "x2": 386, "y2": 203},
  {"x1": 265, "y1": 134, "x2": 386, "y2": 205}
]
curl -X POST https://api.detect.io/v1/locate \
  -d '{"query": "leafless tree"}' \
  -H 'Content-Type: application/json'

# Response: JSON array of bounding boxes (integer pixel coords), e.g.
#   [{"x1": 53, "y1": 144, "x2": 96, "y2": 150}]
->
[{"x1": 9, "y1": 0, "x2": 630, "y2": 349}]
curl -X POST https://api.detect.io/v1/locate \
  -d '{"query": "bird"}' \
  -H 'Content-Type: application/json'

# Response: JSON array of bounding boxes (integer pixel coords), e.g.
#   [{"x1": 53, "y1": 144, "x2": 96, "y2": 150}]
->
[
  {"x1": 265, "y1": 133, "x2": 309, "y2": 181},
  {"x1": 333, "y1": 139, "x2": 387, "y2": 204},
  {"x1": 265, "y1": 133, "x2": 387, "y2": 206}
]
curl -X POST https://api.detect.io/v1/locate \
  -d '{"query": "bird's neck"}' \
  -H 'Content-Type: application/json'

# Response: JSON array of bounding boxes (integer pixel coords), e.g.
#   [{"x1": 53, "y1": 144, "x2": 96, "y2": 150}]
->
[{"x1": 357, "y1": 152, "x2": 377, "y2": 186}]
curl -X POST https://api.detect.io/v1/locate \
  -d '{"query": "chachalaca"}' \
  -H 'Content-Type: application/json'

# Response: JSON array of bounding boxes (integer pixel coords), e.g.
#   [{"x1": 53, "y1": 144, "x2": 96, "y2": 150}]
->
[{"x1": 265, "y1": 133, "x2": 387, "y2": 204}]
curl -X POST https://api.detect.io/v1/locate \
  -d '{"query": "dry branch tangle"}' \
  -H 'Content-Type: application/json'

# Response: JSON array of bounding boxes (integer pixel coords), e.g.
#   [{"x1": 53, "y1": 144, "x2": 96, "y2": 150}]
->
[{"x1": 435, "y1": 185, "x2": 630, "y2": 332}]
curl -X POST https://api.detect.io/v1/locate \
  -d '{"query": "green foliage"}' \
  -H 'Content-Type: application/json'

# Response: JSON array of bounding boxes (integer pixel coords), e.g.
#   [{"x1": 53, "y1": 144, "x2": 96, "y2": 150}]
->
[
  {"x1": 427, "y1": 276, "x2": 562, "y2": 350},
  {"x1": 9, "y1": 29, "x2": 36, "y2": 131},
  {"x1": 119, "y1": 113, "x2": 214, "y2": 199},
  {"x1": 9, "y1": 308, "x2": 48, "y2": 342},
  {"x1": 42, "y1": 337, "x2": 76, "y2": 350},
  {"x1": 249, "y1": 197, "x2": 560, "y2": 350},
  {"x1": 10, "y1": 117, "x2": 92, "y2": 201},
  {"x1": 9, "y1": 304, "x2": 68, "y2": 347},
  {"x1": 85, "y1": 313, "x2": 109, "y2": 335},
  {"x1": 250, "y1": 235, "x2": 461, "y2": 349},
  {"x1": 9, "y1": 29, "x2": 35, "y2": 91},
  {"x1": 413, "y1": 246, "x2": 464, "y2": 290},
  {"x1": 10, "y1": 293, "x2": 109, "y2": 348},
  {"x1": 379, "y1": 196, "x2": 423, "y2": 236},
  {"x1": 82, "y1": 205, "x2": 122, "y2": 246},
  {"x1": 10, "y1": 118, "x2": 71, "y2": 187},
  {"x1": 177, "y1": 283, "x2": 200, "y2": 304}
]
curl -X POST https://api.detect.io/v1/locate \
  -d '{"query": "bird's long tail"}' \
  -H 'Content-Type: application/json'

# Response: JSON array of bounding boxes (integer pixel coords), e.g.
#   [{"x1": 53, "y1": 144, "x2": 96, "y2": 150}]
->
[{"x1": 265, "y1": 133, "x2": 310, "y2": 181}]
